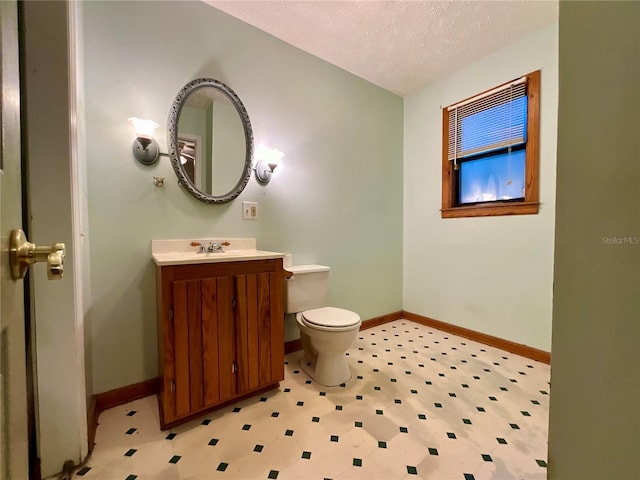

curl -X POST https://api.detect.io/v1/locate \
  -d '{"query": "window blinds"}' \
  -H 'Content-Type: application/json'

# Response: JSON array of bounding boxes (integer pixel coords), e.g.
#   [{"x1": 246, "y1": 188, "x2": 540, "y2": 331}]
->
[{"x1": 448, "y1": 78, "x2": 528, "y2": 163}]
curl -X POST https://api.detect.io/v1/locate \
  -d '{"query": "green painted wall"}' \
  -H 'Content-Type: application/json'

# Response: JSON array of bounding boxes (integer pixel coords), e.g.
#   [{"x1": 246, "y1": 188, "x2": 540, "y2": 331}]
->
[
  {"x1": 403, "y1": 24, "x2": 558, "y2": 351},
  {"x1": 81, "y1": 1, "x2": 403, "y2": 394},
  {"x1": 548, "y1": 2, "x2": 640, "y2": 478}
]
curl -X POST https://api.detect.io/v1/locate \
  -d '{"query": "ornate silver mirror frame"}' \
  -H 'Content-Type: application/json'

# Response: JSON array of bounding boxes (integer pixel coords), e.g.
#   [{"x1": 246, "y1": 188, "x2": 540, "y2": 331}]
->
[{"x1": 167, "y1": 78, "x2": 253, "y2": 204}]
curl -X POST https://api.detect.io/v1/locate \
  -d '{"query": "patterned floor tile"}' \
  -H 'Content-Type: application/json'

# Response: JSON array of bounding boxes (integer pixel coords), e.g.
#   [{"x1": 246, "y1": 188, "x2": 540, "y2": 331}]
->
[{"x1": 83, "y1": 320, "x2": 549, "y2": 480}]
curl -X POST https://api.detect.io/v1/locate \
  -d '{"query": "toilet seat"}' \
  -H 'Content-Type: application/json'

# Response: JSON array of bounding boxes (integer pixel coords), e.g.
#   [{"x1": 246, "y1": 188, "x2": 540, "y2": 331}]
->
[{"x1": 301, "y1": 307, "x2": 361, "y2": 331}]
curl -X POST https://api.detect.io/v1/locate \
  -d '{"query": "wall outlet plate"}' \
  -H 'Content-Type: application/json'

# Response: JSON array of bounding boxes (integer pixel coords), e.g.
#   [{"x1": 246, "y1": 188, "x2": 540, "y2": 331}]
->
[{"x1": 242, "y1": 201, "x2": 258, "y2": 220}]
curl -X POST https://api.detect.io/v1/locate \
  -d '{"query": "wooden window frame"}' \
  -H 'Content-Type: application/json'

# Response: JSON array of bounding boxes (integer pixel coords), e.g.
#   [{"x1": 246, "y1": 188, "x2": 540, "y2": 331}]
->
[{"x1": 441, "y1": 70, "x2": 541, "y2": 218}]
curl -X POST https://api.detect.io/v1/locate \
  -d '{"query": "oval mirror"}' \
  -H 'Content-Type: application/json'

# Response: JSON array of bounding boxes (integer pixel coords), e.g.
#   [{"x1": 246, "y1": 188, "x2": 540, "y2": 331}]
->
[{"x1": 167, "y1": 78, "x2": 253, "y2": 204}]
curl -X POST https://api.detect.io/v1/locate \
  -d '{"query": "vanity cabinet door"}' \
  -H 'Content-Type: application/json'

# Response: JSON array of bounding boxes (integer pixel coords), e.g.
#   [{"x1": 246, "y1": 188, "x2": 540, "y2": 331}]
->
[
  {"x1": 209, "y1": 276, "x2": 235, "y2": 403},
  {"x1": 170, "y1": 276, "x2": 235, "y2": 417},
  {"x1": 171, "y1": 279, "x2": 200, "y2": 418},
  {"x1": 235, "y1": 272, "x2": 285, "y2": 394}
]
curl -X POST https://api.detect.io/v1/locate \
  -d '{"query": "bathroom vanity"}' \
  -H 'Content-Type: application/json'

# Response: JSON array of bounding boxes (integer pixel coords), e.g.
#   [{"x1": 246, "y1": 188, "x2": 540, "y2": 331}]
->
[{"x1": 153, "y1": 239, "x2": 287, "y2": 429}]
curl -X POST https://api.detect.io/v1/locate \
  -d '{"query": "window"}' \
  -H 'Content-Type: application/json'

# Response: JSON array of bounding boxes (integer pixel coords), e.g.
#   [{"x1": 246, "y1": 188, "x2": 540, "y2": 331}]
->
[{"x1": 441, "y1": 70, "x2": 540, "y2": 218}]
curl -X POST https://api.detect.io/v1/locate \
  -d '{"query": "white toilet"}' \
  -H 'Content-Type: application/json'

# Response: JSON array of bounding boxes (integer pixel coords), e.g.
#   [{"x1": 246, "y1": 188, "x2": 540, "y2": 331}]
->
[{"x1": 285, "y1": 265, "x2": 361, "y2": 386}]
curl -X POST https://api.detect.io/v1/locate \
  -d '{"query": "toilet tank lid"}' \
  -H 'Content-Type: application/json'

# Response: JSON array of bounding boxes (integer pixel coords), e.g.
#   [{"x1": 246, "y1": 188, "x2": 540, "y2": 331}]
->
[{"x1": 287, "y1": 264, "x2": 330, "y2": 274}]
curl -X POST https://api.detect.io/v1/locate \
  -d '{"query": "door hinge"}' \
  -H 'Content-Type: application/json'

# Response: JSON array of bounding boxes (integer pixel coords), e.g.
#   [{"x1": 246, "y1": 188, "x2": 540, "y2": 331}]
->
[
  {"x1": 169, "y1": 306, "x2": 174, "y2": 321},
  {"x1": 170, "y1": 379, "x2": 176, "y2": 393},
  {"x1": 232, "y1": 362, "x2": 237, "y2": 374},
  {"x1": 232, "y1": 298, "x2": 236, "y2": 310}
]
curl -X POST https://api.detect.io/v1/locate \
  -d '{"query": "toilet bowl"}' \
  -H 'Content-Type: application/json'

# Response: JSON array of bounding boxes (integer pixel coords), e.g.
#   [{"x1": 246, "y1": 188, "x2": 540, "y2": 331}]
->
[
  {"x1": 296, "y1": 307, "x2": 361, "y2": 386},
  {"x1": 285, "y1": 265, "x2": 361, "y2": 386}
]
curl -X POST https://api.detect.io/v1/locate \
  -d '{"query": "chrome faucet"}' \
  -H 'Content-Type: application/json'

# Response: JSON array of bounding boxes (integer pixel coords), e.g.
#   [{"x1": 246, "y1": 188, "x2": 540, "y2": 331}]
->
[
  {"x1": 193, "y1": 240, "x2": 229, "y2": 254},
  {"x1": 207, "y1": 242, "x2": 224, "y2": 253}
]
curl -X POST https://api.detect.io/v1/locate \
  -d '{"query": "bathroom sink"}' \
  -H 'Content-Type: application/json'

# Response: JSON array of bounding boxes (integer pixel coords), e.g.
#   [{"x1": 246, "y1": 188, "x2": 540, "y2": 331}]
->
[{"x1": 151, "y1": 238, "x2": 284, "y2": 266}]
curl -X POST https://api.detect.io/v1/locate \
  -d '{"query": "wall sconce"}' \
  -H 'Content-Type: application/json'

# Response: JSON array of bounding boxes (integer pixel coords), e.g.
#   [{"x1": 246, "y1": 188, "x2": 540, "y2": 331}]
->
[
  {"x1": 254, "y1": 145, "x2": 283, "y2": 184},
  {"x1": 129, "y1": 117, "x2": 160, "y2": 165}
]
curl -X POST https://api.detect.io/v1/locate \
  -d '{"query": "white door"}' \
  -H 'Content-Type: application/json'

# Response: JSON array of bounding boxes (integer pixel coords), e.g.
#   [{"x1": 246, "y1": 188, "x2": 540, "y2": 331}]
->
[{"x1": 1, "y1": 1, "x2": 30, "y2": 478}]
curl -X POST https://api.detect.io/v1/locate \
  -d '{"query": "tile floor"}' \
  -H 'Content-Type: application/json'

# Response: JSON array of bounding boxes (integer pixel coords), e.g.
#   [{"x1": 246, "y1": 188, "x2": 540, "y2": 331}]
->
[{"x1": 78, "y1": 320, "x2": 550, "y2": 480}]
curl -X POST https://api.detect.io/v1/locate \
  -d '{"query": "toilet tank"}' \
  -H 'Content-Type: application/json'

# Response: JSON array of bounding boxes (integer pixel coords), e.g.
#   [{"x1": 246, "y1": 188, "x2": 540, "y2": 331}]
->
[{"x1": 285, "y1": 265, "x2": 330, "y2": 313}]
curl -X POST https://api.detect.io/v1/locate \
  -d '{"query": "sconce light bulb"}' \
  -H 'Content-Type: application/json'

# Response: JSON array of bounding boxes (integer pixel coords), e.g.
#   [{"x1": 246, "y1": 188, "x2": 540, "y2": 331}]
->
[
  {"x1": 254, "y1": 145, "x2": 283, "y2": 184},
  {"x1": 129, "y1": 117, "x2": 160, "y2": 166},
  {"x1": 129, "y1": 117, "x2": 159, "y2": 140}
]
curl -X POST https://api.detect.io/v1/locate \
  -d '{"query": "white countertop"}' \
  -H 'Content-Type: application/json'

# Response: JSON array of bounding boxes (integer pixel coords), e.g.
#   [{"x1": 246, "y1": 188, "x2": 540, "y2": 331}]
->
[
  {"x1": 151, "y1": 238, "x2": 285, "y2": 266},
  {"x1": 152, "y1": 250, "x2": 285, "y2": 266}
]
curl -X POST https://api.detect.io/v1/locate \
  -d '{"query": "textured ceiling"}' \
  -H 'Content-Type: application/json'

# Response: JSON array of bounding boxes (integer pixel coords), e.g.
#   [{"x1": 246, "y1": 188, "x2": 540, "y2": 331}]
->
[{"x1": 204, "y1": 0, "x2": 558, "y2": 96}]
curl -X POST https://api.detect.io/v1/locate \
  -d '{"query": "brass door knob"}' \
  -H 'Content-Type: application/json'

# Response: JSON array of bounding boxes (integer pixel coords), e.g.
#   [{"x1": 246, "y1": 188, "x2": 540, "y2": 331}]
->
[{"x1": 9, "y1": 229, "x2": 65, "y2": 280}]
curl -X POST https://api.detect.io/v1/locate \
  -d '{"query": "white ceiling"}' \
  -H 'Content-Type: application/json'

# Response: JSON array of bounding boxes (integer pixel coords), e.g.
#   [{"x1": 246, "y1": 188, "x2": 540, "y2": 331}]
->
[{"x1": 204, "y1": 0, "x2": 558, "y2": 96}]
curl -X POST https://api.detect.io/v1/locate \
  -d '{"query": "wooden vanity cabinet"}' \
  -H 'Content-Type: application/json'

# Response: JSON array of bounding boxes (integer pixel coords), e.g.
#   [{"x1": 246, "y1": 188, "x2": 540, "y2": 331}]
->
[{"x1": 156, "y1": 258, "x2": 286, "y2": 429}]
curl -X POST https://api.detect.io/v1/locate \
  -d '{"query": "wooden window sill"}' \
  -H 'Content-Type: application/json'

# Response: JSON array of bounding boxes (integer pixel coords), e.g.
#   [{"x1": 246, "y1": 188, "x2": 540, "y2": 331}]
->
[{"x1": 441, "y1": 202, "x2": 539, "y2": 218}]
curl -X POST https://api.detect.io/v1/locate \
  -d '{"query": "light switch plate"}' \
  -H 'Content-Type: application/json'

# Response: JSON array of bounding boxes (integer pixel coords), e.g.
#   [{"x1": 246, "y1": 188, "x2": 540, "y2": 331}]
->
[{"x1": 242, "y1": 201, "x2": 258, "y2": 220}]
